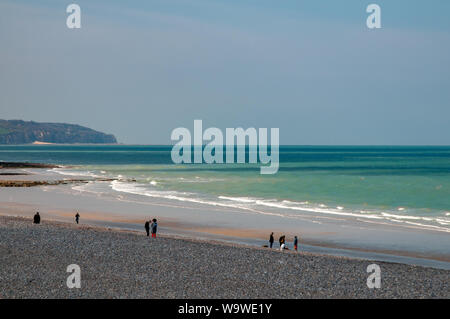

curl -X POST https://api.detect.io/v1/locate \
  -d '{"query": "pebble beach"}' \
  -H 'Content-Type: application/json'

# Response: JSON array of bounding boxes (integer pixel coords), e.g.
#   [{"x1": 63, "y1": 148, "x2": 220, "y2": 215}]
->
[{"x1": 0, "y1": 215, "x2": 448, "y2": 299}]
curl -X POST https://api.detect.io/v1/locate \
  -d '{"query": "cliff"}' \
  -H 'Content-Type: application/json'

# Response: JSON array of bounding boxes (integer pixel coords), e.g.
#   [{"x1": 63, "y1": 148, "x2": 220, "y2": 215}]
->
[{"x1": 0, "y1": 120, "x2": 117, "y2": 144}]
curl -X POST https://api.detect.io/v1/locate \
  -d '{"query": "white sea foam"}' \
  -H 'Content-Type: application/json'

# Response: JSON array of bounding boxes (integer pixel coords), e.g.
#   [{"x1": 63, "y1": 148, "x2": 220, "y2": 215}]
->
[
  {"x1": 381, "y1": 213, "x2": 421, "y2": 220},
  {"x1": 111, "y1": 181, "x2": 245, "y2": 210},
  {"x1": 64, "y1": 178, "x2": 450, "y2": 233},
  {"x1": 282, "y1": 200, "x2": 308, "y2": 205},
  {"x1": 140, "y1": 189, "x2": 385, "y2": 220},
  {"x1": 218, "y1": 196, "x2": 258, "y2": 203},
  {"x1": 72, "y1": 182, "x2": 95, "y2": 193},
  {"x1": 110, "y1": 182, "x2": 296, "y2": 219},
  {"x1": 52, "y1": 167, "x2": 102, "y2": 178},
  {"x1": 253, "y1": 201, "x2": 384, "y2": 219},
  {"x1": 403, "y1": 221, "x2": 450, "y2": 232},
  {"x1": 435, "y1": 218, "x2": 450, "y2": 225},
  {"x1": 177, "y1": 177, "x2": 226, "y2": 183},
  {"x1": 381, "y1": 213, "x2": 450, "y2": 230}
]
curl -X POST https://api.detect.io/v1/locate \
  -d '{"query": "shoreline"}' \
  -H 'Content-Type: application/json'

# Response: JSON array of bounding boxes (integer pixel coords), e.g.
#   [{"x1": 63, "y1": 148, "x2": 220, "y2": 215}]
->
[
  {"x1": 1, "y1": 162, "x2": 450, "y2": 270},
  {"x1": 1, "y1": 215, "x2": 449, "y2": 298},
  {"x1": 1, "y1": 206, "x2": 450, "y2": 270}
]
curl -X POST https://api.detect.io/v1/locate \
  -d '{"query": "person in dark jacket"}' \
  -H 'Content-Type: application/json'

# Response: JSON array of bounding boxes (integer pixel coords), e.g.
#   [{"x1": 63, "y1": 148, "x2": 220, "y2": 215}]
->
[
  {"x1": 33, "y1": 212, "x2": 40, "y2": 224},
  {"x1": 75, "y1": 212, "x2": 80, "y2": 224},
  {"x1": 144, "y1": 220, "x2": 150, "y2": 236},
  {"x1": 269, "y1": 232, "x2": 274, "y2": 248},
  {"x1": 294, "y1": 236, "x2": 298, "y2": 251},
  {"x1": 151, "y1": 218, "x2": 158, "y2": 238},
  {"x1": 279, "y1": 235, "x2": 285, "y2": 247}
]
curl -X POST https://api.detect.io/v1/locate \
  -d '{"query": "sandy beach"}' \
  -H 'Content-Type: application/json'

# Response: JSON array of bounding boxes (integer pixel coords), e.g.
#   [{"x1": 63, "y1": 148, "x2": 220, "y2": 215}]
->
[
  {"x1": 1, "y1": 215, "x2": 449, "y2": 299},
  {"x1": 1, "y1": 164, "x2": 450, "y2": 271},
  {"x1": 1, "y1": 163, "x2": 450, "y2": 298}
]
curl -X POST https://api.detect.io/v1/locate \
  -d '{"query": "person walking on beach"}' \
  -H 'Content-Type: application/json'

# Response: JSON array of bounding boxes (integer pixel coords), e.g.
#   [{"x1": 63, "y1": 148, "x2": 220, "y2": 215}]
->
[
  {"x1": 269, "y1": 232, "x2": 274, "y2": 248},
  {"x1": 151, "y1": 218, "x2": 158, "y2": 238},
  {"x1": 75, "y1": 212, "x2": 80, "y2": 224},
  {"x1": 144, "y1": 220, "x2": 150, "y2": 237},
  {"x1": 279, "y1": 235, "x2": 285, "y2": 247},
  {"x1": 293, "y1": 236, "x2": 298, "y2": 252},
  {"x1": 33, "y1": 212, "x2": 40, "y2": 224}
]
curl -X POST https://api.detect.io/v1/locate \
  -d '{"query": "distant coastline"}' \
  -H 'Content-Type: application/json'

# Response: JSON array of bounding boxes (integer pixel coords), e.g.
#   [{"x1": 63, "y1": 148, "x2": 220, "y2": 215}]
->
[
  {"x1": 32, "y1": 141, "x2": 54, "y2": 145},
  {"x1": 0, "y1": 119, "x2": 117, "y2": 145}
]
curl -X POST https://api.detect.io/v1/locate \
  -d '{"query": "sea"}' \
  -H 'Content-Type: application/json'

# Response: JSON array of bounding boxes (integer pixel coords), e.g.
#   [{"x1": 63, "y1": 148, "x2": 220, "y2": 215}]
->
[{"x1": 1, "y1": 145, "x2": 449, "y2": 233}]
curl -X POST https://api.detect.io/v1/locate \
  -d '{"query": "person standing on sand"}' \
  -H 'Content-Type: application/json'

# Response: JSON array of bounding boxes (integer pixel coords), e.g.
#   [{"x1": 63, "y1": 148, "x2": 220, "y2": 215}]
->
[
  {"x1": 144, "y1": 220, "x2": 150, "y2": 237},
  {"x1": 294, "y1": 236, "x2": 298, "y2": 251},
  {"x1": 279, "y1": 235, "x2": 285, "y2": 247},
  {"x1": 33, "y1": 212, "x2": 40, "y2": 224},
  {"x1": 269, "y1": 232, "x2": 274, "y2": 248},
  {"x1": 75, "y1": 212, "x2": 80, "y2": 224},
  {"x1": 151, "y1": 218, "x2": 158, "y2": 238}
]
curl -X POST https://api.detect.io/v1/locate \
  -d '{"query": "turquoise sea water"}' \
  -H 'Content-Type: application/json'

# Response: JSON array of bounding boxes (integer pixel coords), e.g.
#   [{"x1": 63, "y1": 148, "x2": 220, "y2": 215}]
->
[{"x1": 1, "y1": 145, "x2": 450, "y2": 231}]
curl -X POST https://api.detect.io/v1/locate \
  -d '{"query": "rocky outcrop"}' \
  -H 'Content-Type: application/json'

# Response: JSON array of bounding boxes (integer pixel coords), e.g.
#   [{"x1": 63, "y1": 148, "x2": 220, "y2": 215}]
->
[
  {"x1": 0, "y1": 120, "x2": 117, "y2": 144},
  {"x1": 0, "y1": 178, "x2": 115, "y2": 187},
  {"x1": 0, "y1": 162, "x2": 59, "y2": 169}
]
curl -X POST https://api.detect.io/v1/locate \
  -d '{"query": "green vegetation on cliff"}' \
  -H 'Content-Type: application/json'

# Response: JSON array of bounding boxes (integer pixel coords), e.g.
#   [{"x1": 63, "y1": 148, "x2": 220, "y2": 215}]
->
[{"x1": 0, "y1": 120, "x2": 117, "y2": 144}]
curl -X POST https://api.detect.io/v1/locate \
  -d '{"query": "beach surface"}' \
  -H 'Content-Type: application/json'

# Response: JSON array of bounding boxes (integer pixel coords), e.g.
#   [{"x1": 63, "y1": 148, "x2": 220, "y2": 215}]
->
[
  {"x1": 1, "y1": 215, "x2": 449, "y2": 299},
  {"x1": 1, "y1": 165, "x2": 450, "y2": 271}
]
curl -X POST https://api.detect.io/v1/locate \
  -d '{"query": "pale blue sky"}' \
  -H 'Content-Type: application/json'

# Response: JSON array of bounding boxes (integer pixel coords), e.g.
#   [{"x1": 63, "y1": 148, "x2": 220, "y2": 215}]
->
[{"x1": 1, "y1": 0, "x2": 449, "y2": 144}]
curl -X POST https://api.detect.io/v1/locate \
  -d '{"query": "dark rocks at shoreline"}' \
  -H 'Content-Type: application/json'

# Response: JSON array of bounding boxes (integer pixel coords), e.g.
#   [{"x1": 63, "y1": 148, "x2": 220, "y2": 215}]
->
[
  {"x1": 0, "y1": 162, "x2": 121, "y2": 187},
  {"x1": 0, "y1": 162, "x2": 59, "y2": 169},
  {"x1": 0, "y1": 178, "x2": 115, "y2": 187}
]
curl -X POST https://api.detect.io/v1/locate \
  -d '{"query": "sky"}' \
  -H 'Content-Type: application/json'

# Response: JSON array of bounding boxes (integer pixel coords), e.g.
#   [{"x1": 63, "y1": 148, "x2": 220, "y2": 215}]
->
[{"x1": 1, "y1": 0, "x2": 450, "y2": 144}]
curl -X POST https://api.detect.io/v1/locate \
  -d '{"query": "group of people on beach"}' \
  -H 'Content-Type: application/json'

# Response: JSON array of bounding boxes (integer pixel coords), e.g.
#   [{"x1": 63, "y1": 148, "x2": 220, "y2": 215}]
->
[
  {"x1": 144, "y1": 219, "x2": 158, "y2": 238},
  {"x1": 33, "y1": 212, "x2": 296, "y2": 251},
  {"x1": 33, "y1": 211, "x2": 80, "y2": 225},
  {"x1": 269, "y1": 232, "x2": 299, "y2": 252},
  {"x1": 33, "y1": 212, "x2": 159, "y2": 239}
]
